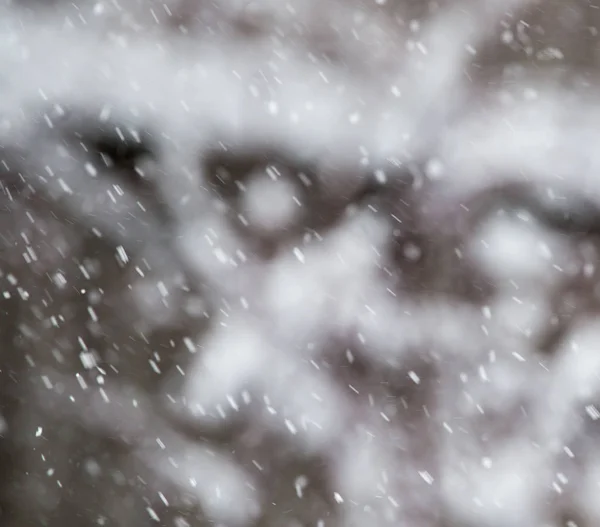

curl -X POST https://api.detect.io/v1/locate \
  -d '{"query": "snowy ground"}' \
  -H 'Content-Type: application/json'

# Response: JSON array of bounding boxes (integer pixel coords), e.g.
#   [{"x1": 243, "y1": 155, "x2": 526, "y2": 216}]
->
[{"x1": 1, "y1": 0, "x2": 600, "y2": 526}]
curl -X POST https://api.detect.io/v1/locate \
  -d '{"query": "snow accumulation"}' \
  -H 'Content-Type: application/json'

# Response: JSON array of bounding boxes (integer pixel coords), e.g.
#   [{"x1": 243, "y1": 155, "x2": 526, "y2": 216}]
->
[{"x1": 1, "y1": 0, "x2": 600, "y2": 526}]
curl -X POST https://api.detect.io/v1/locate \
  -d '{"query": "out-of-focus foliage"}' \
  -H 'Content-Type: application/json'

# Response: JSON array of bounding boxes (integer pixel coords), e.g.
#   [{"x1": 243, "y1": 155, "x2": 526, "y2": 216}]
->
[{"x1": 1, "y1": 1, "x2": 600, "y2": 526}]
